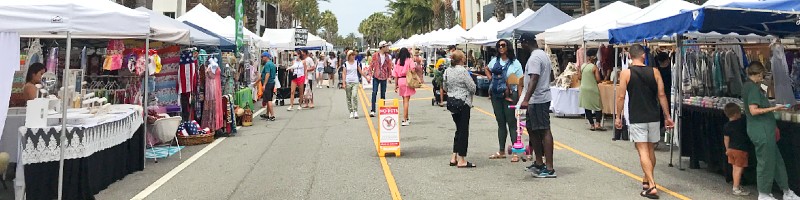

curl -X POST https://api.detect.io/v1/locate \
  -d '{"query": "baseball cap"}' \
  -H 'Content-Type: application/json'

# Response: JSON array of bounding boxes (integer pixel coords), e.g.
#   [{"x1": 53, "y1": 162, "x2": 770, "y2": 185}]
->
[
  {"x1": 261, "y1": 52, "x2": 271, "y2": 58},
  {"x1": 379, "y1": 41, "x2": 391, "y2": 48}
]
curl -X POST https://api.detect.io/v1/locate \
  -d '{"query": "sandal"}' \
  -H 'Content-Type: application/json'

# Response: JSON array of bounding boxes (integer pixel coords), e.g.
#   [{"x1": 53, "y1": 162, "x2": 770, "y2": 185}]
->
[
  {"x1": 642, "y1": 182, "x2": 649, "y2": 191},
  {"x1": 489, "y1": 152, "x2": 506, "y2": 159},
  {"x1": 457, "y1": 162, "x2": 477, "y2": 168},
  {"x1": 511, "y1": 155, "x2": 520, "y2": 162},
  {"x1": 640, "y1": 187, "x2": 659, "y2": 199},
  {"x1": 449, "y1": 161, "x2": 457, "y2": 166}
]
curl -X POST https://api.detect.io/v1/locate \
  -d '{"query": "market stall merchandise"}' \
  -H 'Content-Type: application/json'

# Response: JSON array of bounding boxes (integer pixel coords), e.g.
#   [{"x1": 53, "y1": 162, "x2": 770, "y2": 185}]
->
[
  {"x1": 19, "y1": 105, "x2": 144, "y2": 200},
  {"x1": 608, "y1": 1, "x2": 800, "y2": 189},
  {"x1": 680, "y1": 104, "x2": 799, "y2": 192}
]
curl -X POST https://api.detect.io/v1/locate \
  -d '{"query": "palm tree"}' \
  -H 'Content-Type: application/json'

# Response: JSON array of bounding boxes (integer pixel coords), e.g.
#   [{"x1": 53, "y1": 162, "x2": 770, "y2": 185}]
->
[
  {"x1": 492, "y1": 0, "x2": 506, "y2": 20},
  {"x1": 261, "y1": 0, "x2": 329, "y2": 29},
  {"x1": 319, "y1": 10, "x2": 338, "y2": 41},
  {"x1": 389, "y1": 0, "x2": 434, "y2": 35}
]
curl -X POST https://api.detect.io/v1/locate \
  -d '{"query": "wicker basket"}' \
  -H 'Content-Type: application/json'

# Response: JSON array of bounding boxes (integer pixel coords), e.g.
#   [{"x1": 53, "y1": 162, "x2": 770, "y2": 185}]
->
[{"x1": 177, "y1": 133, "x2": 214, "y2": 146}]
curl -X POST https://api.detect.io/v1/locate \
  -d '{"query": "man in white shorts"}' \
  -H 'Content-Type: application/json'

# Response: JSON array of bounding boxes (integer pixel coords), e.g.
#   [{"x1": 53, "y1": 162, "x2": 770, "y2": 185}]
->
[{"x1": 615, "y1": 44, "x2": 673, "y2": 199}]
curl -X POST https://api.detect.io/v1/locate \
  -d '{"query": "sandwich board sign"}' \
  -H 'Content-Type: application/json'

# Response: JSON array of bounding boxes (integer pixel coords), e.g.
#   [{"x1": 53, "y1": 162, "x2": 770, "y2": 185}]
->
[{"x1": 378, "y1": 99, "x2": 400, "y2": 157}]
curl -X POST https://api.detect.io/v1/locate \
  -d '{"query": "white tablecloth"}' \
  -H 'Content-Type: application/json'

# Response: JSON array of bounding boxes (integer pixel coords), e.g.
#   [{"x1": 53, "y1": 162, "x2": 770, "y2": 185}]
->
[{"x1": 549, "y1": 87, "x2": 585, "y2": 116}]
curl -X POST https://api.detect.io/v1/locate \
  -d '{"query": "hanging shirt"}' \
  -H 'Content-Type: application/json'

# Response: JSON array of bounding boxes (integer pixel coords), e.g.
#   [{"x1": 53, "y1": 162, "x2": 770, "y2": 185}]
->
[{"x1": 178, "y1": 51, "x2": 196, "y2": 94}]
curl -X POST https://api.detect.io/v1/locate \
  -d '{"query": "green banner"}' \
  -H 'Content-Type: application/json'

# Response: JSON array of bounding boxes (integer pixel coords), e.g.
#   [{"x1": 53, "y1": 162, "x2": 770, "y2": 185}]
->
[{"x1": 235, "y1": 0, "x2": 244, "y2": 52}]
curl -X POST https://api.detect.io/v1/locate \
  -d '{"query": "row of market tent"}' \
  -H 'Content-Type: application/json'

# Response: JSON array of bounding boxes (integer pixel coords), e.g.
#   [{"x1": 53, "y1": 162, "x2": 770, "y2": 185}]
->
[
  {"x1": 0, "y1": 0, "x2": 333, "y2": 51},
  {"x1": 392, "y1": 0, "x2": 799, "y2": 48}
]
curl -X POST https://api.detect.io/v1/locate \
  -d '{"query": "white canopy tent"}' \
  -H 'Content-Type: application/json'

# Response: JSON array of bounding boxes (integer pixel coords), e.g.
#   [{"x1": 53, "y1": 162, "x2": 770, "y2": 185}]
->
[
  {"x1": 463, "y1": 14, "x2": 514, "y2": 44},
  {"x1": 462, "y1": 17, "x2": 499, "y2": 41},
  {"x1": 0, "y1": 1, "x2": 153, "y2": 199},
  {"x1": 136, "y1": 7, "x2": 217, "y2": 46},
  {"x1": 497, "y1": 4, "x2": 573, "y2": 38},
  {"x1": 262, "y1": 28, "x2": 329, "y2": 50},
  {"x1": 495, "y1": 9, "x2": 535, "y2": 36},
  {"x1": 615, "y1": 0, "x2": 701, "y2": 28},
  {"x1": 537, "y1": 1, "x2": 641, "y2": 45},
  {"x1": 0, "y1": 0, "x2": 149, "y2": 38},
  {"x1": 427, "y1": 25, "x2": 468, "y2": 46},
  {"x1": 179, "y1": 4, "x2": 269, "y2": 48}
]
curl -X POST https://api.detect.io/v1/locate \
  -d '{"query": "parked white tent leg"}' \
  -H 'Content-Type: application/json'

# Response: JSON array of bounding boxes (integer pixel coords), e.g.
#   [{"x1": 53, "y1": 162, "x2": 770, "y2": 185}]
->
[
  {"x1": 144, "y1": 36, "x2": 150, "y2": 167},
  {"x1": 57, "y1": 31, "x2": 73, "y2": 200}
]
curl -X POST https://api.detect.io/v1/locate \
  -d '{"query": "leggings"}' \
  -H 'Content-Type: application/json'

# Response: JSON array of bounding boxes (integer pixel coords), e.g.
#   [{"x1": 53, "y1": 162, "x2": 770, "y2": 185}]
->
[{"x1": 585, "y1": 109, "x2": 602, "y2": 125}]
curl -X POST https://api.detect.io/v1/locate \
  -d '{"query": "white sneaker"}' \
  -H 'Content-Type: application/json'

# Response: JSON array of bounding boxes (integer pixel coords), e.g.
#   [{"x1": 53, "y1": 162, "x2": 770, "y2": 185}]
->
[
  {"x1": 758, "y1": 193, "x2": 778, "y2": 200},
  {"x1": 406, "y1": 119, "x2": 411, "y2": 125},
  {"x1": 354, "y1": 112, "x2": 359, "y2": 119},
  {"x1": 297, "y1": 106, "x2": 303, "y2": 111},
  {"x1": 349, "y1": 112, "x2": 354, "y2": 119},
  {"x1": 733, "y1": 187, "x2": 750, "y2": 196},
  {"x1": 401, "y1": 121, "x2": 409, "y2": 126},
  {"x1": 784, "y1": 190, "x2": 800, "y2": 200},
  {"x1": 369, "y1": 111, "x2": 375, "y2": 117},
  {"x1": 287, "y1": 106, "x2": 293, "y2": 111}
]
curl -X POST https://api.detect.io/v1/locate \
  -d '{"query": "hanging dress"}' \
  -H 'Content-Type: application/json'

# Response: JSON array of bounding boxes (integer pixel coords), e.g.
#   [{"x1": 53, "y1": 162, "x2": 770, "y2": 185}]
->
[
  {"x1": 770, "y1": 44, "x2": 794, "y2": 104},
  {"x1": 202, "y1": 58, "x2": 224, "y2": 132}
]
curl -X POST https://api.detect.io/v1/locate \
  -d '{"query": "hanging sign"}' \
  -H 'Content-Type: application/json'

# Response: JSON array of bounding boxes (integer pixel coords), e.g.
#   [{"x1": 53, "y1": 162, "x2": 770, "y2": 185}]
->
[{"x1": 295, "y1": 28, "x2": 308, "y2": 46}]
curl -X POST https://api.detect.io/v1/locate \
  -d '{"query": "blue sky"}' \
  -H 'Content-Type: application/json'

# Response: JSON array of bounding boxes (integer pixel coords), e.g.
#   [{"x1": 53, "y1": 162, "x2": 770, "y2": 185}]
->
[{"x1": 319, "y1": 0, "x2": 390, "y2": 37}]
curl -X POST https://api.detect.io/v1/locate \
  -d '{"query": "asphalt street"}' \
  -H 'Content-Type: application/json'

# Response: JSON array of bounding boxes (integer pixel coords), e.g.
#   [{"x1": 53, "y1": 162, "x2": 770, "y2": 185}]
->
[{"x1": 92, "y1": 78, "x2": 759, "y2": 200}]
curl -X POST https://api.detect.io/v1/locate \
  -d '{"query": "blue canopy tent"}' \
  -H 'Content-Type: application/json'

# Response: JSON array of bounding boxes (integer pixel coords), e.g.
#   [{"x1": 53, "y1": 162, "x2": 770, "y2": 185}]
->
[
  {"x1": 609, "y1": 0, "x2": 800, "y2": 44},
  {"x1": 183, "y1": 21, "x2": 236, "y2": 51},
  {"x1": 608, "y1": 0, "x2": 800, "y2": 170}
]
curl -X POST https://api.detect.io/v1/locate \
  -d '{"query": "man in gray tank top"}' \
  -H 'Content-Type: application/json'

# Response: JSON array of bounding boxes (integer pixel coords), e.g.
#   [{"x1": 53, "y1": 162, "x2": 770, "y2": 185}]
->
[{"x1": 615, "y1": 44, "x2": 673, "y2": 199}]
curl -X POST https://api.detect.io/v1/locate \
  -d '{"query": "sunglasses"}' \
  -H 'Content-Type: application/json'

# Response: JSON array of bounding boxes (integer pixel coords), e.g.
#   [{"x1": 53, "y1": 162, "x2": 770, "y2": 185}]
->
[{"x1": 499, "y1": 43, "x2": 507, "y2": 48}]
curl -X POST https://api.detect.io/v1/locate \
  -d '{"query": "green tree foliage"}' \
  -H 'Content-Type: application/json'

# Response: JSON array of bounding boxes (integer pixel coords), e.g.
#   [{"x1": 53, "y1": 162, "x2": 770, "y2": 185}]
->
[
  {"x1": 358, "y1": 12, "x2": 402, "y2": 47},
  {"x1": 319, "y1": 10, "x2": 338, "y2": 42}
]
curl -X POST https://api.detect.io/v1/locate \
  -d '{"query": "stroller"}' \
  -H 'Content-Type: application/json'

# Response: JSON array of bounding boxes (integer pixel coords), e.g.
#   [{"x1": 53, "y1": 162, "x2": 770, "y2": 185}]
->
[{"x1": 275, "y1": 69, "x2": 300, "y2": 106}]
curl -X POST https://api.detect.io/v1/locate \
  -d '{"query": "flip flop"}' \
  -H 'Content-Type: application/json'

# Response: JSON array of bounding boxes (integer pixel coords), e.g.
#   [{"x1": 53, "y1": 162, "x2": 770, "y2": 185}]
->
[
  {"x1": 457, "y1": 162, "x2": 476, "y2": 168},
  {"x1": 640, "y1": 187, "x2": 659, "y2": 199},
  {"x1": 449, "y1": 162, "x2": 457, "y2": 166}
]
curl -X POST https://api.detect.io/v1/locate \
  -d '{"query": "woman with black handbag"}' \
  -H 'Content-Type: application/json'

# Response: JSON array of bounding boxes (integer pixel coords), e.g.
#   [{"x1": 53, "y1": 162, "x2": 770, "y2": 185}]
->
[{"x1": 444, "y1": 50, "x2": 476, "y2": 168}]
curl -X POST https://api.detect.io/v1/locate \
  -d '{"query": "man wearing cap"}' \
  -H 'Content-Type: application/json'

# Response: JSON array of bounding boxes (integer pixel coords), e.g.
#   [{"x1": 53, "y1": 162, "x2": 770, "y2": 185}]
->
[
  {"x1": 260, "y1": 52, "x2": 277, "y2": 121},
  {"x1": 367, "y1": 41, "x2": 394, "y2": 117}
]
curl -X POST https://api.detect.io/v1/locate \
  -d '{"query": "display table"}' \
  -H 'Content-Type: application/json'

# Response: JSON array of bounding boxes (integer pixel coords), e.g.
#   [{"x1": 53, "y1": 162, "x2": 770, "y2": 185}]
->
[
  {"x1": 598, "y1": 84, "x2": 617, "y2": 114},
  {"x1": 17, "y1": 104, "x2": 144, "y2": 200},
  {"x1": 549, "y1": 87, "x2": 584, "y2": 116},
  {"x1": 680, "y1": 105, "x2": 799, "y2": 192}
]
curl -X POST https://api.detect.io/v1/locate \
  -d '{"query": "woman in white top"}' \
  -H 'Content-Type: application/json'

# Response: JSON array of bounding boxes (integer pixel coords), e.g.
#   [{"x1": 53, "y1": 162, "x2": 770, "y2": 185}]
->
[
  {"x1": 316, "y1": 54, "x2": 326, "y2": 88},
  {"x1": 286, "y1": 51, "x2": 306, "y2": 111},
  {"x1": 343, "y1": 50, "x2": 369, "y2": 119}
]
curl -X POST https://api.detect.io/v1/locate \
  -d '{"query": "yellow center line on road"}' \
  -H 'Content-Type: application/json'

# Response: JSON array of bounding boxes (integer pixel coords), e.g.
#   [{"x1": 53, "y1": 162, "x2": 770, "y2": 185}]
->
[
  {"x1": 356, "y1": 86, "x2": 403, "y2": 200},
  {"x1": 473, "y1": 105, "x2": 690, "y2": 200}
]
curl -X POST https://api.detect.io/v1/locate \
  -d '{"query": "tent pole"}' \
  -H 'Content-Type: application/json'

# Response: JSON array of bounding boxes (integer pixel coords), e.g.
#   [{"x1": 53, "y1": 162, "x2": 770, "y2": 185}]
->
[
  {"x1": 670, "y1": 34, "x2": 684, "y2": 170},
  {"x1": 143, "y1": 36, "x2": 150, "y2": 169},
  {"x1": 613, "y1": 47, "x2": 618, "y2": 131},
  {"x1": 57, "y1": 31, "x2": 73, "y2": 200}
]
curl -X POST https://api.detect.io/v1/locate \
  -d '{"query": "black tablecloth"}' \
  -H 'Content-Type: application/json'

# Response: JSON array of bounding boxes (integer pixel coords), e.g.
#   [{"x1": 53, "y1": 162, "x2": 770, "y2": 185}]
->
[
  {"x1": 24, "y1": 126, "x2": 144, "y2": 200},
  {"x1": 680, "y1": 105, "x2": 799, "y2": 191}
]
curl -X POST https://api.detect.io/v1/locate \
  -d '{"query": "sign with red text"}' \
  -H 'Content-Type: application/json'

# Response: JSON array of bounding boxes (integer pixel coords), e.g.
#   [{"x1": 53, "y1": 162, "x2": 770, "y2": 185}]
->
[{"x1": 379, "y1": 105, "x2": 399, "y2": 146}]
